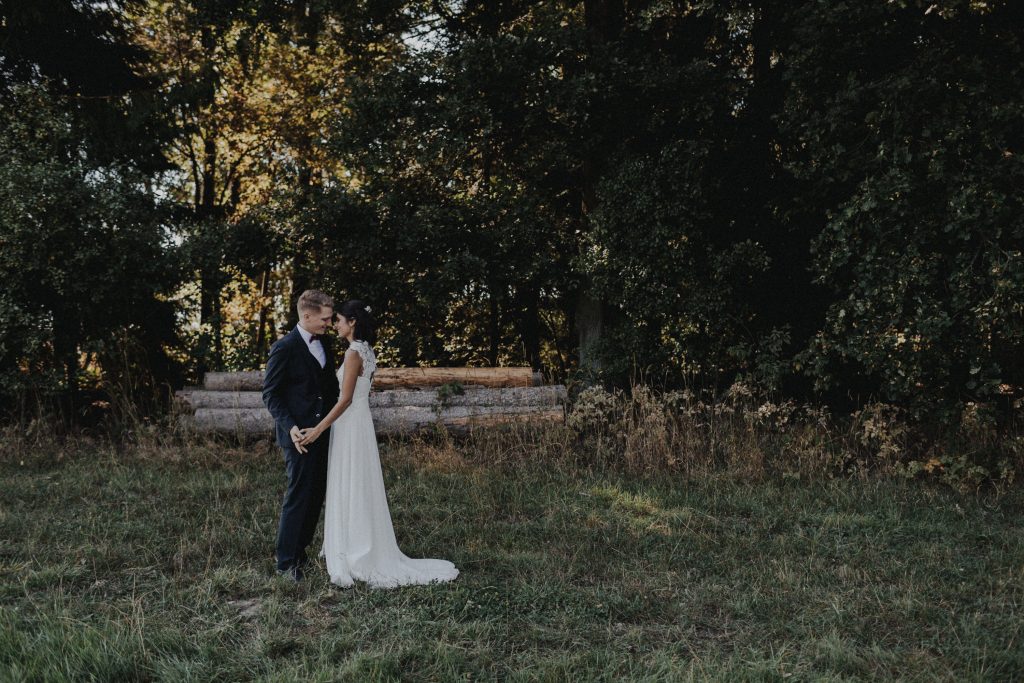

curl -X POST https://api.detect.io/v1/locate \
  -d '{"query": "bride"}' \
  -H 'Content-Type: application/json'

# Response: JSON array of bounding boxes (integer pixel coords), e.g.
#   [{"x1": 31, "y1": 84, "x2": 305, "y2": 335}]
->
[{"x1": 297, "y1": 299, "x2": 459, "y2": 589}]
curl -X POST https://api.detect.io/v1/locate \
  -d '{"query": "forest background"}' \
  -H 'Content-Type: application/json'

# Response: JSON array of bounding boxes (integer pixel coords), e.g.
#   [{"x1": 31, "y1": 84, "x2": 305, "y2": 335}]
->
[
  {"x1": 2, "y1": 0, "x2": 1022, "y2": 444},
  {"x1": 5, "y1": 7, "x2": 1024, "y2": 678}
]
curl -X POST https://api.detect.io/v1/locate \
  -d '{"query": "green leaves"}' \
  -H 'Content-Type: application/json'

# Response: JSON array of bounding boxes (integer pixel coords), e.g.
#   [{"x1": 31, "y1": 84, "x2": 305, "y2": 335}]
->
[
  {"x1": 0, "y1": 83, "x2": 182, "y2": 405},
  {"x1": 788, "y1": 1, "x2": 1024, "y2": 417},
  {"x1": 5, "y1": 1, "x2": 1023, "y2": 424}
]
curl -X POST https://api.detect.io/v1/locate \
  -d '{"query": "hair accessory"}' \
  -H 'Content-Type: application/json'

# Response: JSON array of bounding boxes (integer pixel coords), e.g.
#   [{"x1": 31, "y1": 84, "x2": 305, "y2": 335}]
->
[{"x1": 364, "y1": 305, "x2": 372, "y2": 313}]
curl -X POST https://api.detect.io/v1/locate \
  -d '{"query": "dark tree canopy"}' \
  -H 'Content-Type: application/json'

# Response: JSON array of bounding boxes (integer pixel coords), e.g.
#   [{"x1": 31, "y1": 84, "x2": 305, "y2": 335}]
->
[{"x1": 2, "y1": 0, "x2": 1023, "y2": 426}]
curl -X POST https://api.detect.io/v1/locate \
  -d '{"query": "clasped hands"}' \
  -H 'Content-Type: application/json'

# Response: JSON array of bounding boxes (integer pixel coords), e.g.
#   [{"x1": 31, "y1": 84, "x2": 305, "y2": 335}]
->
[{"x1": 289, "y1": 425, "x2": 325, "y2": 454}]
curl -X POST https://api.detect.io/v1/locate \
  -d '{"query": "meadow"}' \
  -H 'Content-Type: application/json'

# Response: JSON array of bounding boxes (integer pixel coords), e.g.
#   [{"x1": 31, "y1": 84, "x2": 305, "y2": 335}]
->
[{"x1": 1, "y1": 422, "x2": 1022, "y2": 682}]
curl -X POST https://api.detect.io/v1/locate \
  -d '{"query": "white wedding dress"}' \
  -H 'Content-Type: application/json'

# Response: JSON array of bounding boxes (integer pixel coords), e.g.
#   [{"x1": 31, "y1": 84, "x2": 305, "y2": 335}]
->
[{"x1": 320, "y1": 339, "x2": 459, "y2": 589}]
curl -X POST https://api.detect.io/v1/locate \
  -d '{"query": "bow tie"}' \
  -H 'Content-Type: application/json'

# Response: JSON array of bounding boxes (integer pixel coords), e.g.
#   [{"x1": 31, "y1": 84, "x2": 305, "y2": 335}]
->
[{"x1": 308, "y1": 334, "x2": 321, "y2": 344}]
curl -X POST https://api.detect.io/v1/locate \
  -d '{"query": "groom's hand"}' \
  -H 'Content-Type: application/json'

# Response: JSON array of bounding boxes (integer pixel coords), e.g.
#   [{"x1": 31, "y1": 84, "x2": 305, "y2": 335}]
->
[{"x1": 289, "y1": 426, "x2": 308, "y2": 454}]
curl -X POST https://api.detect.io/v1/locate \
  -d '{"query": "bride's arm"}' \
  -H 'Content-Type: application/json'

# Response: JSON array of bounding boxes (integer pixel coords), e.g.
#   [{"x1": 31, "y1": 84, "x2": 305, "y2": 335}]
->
[{"x1": 298, "y1": 350, "x2": 362, "y2": 446}]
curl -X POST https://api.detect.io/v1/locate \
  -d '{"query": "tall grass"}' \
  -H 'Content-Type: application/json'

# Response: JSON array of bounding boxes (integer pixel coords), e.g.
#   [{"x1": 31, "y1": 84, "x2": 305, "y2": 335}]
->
[
  {"x1": 562, "y1": 381, "x2": 1023, "y2": 491},
  {"x1": 1, "y1": 383, "x2": 1022, "y2": 680},
  {"x1": 2, "y1": 423, "x2": 1022, "y2": 681}
]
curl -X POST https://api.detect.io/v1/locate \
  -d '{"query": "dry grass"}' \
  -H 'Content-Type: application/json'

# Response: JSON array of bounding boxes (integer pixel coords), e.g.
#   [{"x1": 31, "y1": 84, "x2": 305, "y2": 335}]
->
[
  {"x1": 1, "y1": 422, "x2": 1022, "y2": 681},
  {"x1": 0, "y1": 387, "x2": 1022, "y2": 679},
  {"x1": 562, "y1": 382, "x2": 1023, "y2": 491}
]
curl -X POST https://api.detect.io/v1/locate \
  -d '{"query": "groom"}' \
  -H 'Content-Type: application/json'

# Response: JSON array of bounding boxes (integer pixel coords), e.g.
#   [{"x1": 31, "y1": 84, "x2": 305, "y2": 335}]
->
[{"x1": 262, "y1": 289, "x2": 340, "y2": 582}]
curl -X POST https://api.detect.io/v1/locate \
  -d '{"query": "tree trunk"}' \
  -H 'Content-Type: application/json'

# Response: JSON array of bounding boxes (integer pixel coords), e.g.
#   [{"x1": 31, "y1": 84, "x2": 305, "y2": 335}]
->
[
  {"x1": 286, "y1": 4, "x2": 323, "y2": 328},
  {"x1": 516, "y1": 284, "x2": 542, "y2": 371},
  {"x1": 573, "y1": 0, "x2": 623, "y2": 381},
  {"x1": 286, "y1": 166, "x2": 309, "y2": 329},
  {"x1": 487, "y1": 285, "x2": 500, "y2": 366},
  {"x1": 50, "y1": 307, "x2": 80, "y2": 419},
  {"x1": 747, "y1": 0, "x2": 811, "y2": 360},
  {"x1": 198, "y1": 131, "x2": 222, "y2": 374},
  {"x1": 576, "y1": 289, "x2": 605, "y2": 378},
  {"x1": 255, "y1": 267, "x2": 270, "y2": 357}
]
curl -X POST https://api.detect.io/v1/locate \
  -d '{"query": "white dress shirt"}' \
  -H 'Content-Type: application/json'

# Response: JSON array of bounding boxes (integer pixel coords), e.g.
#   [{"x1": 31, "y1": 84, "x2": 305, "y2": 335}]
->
[{"x1": 296, "y1": 325, "x2": 326, "y2": 368}]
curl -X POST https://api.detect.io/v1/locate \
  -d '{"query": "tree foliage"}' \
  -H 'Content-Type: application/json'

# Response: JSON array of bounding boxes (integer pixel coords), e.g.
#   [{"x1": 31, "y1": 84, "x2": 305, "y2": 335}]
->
[
  {"x1": 3, "y1": 0, "x2": 1024, "y2": 424},
  {"x1": 0, "y1": 83, "x2": 181, "y2": 412}
]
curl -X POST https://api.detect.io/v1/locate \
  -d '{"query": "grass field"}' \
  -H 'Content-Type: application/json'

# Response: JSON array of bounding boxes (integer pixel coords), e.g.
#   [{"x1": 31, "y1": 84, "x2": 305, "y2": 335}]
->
[{"x1": 1, "y1": 431, "x2": 1022, "y2": 681}]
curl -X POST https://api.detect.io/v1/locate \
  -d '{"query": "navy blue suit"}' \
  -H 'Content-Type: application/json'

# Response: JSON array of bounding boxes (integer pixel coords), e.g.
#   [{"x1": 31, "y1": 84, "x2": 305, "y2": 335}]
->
[{"x1": 262, "y1": 327, "x2": 340, "y2": 572}]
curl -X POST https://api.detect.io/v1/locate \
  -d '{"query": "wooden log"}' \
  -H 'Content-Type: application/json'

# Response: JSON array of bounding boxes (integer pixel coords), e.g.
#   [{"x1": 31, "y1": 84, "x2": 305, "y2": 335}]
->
[
  {"x1": 372, "y1": 385, "x2": 565, "y2": 407},
  {"x1": 202, "y1": 367, "x2": 540, "y2": 391},
  {"x1": 203, "y1": 371, "x2": 263, "y2": 391},
  {"x1": 188, "y1": 404, "x2": 564, "y2": 435},
  {"x1": 368, "y1": 406, "x2": 565, "y2": 432},
  {"x1": 374, "y1": 367, "x2": 541, "y2": 389},
  {"x1": 177, "y1": 385, "x2": 566, "y2": 410},
  {"x1": 189, "y1": 408, "x2": 271, "y2": 433},
  {"x1": 175, "y1": 389, "x2": 261, "y2": 409},
  {"x1": 439, "y1": 410, "x2": 565, "y2": 430}
]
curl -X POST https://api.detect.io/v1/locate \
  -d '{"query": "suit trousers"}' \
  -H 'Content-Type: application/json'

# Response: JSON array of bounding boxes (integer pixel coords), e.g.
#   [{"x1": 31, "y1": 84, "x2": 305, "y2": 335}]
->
[{"x1": 275, "y1": 439, "x2": 329, "y2": 571}]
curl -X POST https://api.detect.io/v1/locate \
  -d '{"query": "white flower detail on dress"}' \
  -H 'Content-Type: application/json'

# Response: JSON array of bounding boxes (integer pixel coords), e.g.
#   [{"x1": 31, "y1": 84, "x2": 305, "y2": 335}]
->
[{"x1": 347, "y1": 339, "x2": 377, "y2": 380}]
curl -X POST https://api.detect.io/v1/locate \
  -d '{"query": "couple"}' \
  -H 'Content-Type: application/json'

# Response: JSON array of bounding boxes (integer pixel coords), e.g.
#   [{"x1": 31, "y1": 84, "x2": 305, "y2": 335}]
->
[{"x1": 261, "y1": 289, "x2": 459, "y2": 588}]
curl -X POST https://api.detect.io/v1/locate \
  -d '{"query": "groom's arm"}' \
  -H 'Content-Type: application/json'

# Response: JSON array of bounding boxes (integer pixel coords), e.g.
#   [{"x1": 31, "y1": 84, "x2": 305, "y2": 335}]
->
[{"x1": 262, "y1": 341, "x2": 298, "y2": 435}]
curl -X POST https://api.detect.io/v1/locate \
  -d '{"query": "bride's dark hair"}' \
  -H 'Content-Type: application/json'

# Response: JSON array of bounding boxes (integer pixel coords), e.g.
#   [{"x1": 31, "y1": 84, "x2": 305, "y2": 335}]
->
[{"x1": 336, "y1": 299, "x2": 378, "y2": 346}]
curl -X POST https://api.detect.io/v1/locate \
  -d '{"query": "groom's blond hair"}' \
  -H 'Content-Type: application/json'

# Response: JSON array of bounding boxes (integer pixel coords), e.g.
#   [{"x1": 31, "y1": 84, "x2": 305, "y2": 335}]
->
[{"x1": 297, "y1": 290, "x2": 334, "y2": 315}]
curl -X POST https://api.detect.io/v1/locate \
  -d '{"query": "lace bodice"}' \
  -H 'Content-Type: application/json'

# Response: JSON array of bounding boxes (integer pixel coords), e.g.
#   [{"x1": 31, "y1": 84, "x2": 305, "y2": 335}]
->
[{"x1": 344, "y1": 339, "x2": 377, "y2": 381}]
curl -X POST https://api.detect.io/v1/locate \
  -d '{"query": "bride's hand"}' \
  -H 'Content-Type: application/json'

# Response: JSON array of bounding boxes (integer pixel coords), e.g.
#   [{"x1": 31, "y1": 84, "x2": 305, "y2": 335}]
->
[{"x1": 298, "y1": 427, "x2": 322, "y2": 446}]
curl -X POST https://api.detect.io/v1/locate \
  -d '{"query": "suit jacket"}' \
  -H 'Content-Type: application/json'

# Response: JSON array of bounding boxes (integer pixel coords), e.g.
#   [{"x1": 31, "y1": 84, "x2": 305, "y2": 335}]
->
[{"x1": 262, "y1": 327, "x2": 340, "y2": 449}]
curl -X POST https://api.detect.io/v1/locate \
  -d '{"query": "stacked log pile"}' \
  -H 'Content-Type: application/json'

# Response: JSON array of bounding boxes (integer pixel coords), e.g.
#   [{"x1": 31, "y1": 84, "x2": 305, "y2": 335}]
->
[{"x1": 176, "y1": 367, "x2": 566, "y2": 435}]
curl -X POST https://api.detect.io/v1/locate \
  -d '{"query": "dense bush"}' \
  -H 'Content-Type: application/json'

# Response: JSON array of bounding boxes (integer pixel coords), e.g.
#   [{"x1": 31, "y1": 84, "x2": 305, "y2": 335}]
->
[{"x1": 0, "y1": 83, "x2": 181, "y2": 415}]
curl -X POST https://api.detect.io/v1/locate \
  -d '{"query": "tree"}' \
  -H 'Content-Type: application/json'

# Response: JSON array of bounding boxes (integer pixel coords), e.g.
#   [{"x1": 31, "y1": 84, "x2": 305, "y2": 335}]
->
[
  {"x1": 0, "y1": 84, "x2": 181, "y2": 414},
  {"x1": 132, "y1": 0, "x2": 356, "y2": 374},
  {"x1": 0, "y1": 0, "x2": 181, "y2": 415},
  {"x1": 786, "y1": 0, "x2": 1024, "y2": 418}
]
